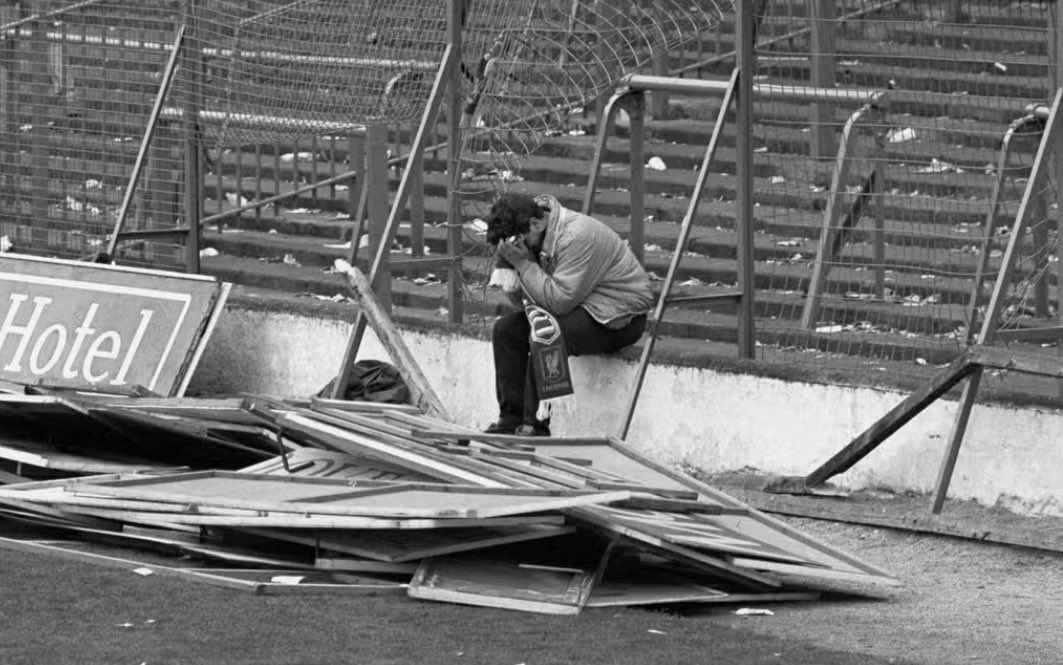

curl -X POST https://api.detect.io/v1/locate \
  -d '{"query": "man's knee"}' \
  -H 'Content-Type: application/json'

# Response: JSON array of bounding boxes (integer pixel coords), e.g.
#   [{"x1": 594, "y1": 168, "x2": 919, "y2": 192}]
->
[{"x1": 492, "y1": 312, "x2": 528, "y2": 347}]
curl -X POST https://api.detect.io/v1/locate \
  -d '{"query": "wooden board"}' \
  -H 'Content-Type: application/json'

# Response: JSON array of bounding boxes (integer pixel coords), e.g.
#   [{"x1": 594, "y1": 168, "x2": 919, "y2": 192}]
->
[
  {"x1": 588, "y1": 506, "x2": 831, "y2": 566},
  {"x1": 248, "y1": 524, "x2": 577, "y2": 563},
  {"x1": 64, "y1": 506, "x2": 567, "y2": 530},
  {"x1": 239, "y1": 448, "x2": 433, "y2": 482},
  {"x1": 188, "y1": 568, "x2": 408, "y2": 596},
  {"x1": 0, "y1": 438, "x2": 182, "y2": 474},
  {"x1": 72, "y1": 471, "x2": 631, "y2": 519},
  {"x1": 407, "y1": 554, "x2": 597, "y2": 615},
  {"x1": 527, "y1": 439, "x2": 899, "y2": 585},
  {"x1": 308, "y1": 397, "x2": 422, "y2": 415},
  {"x1": 568, "y1": 506, "x2": 782, "y2": 589},
  {"x1": 315, "y1": 558, "x2": 419, "y2": 574},
  {"x1": 0, "y1": 253, "x2": 227, "y2": 396},
  {"x1": 525, "y1": 441, "x2": 699, "y2": 495},
  {"x1": 0, "y1": 393, "x2": 124, "y2": 434},
  {"x1": 586, "y1": 585, "x2": 821, "y2": 607},
  {"x1": 85, "y1": 396, "x2": 261, "y2": 425},
  {"x1": 0, "y1": 393, "x2": 274, "y2": 468},
  {"x1": 2, "y1": 485, "x2": 260, "y2": 515},
  {"x1": 0, "y1": 500, "x2": 120, "y2": 531},
  {"x1": 278, "y1": 412, "x2": 508, "y2": 487},
  {"x1": 586, "y1": 578, "x2": 729, "y2": 607},
  {"x1": 332, "y1": 261, "x2": 449, "y2": 419}
]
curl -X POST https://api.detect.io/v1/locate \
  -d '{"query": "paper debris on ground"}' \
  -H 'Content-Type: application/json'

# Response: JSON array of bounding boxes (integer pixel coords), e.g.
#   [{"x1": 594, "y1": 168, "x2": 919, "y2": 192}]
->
[{"x1": 734, "y1": 608, "x2": 774, "y2": 617}]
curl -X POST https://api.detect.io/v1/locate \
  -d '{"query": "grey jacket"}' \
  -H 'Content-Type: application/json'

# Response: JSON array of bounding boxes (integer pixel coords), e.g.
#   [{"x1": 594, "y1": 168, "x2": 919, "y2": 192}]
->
[{"x1": 515, "y1": 195, "x2": 654, "y2": 328}]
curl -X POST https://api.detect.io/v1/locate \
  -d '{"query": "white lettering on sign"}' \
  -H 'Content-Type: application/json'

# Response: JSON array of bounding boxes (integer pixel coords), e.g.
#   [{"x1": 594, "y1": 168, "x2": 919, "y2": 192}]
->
[
  {"x1": 0, "y1": 293, "x2": 156, "y2": 386},
  {"x1": 1, "y1": 294, "x2": 51, "y2": 371},
  {"x1": 0, "y1": 269, "x2": 194, "y2": 390}
]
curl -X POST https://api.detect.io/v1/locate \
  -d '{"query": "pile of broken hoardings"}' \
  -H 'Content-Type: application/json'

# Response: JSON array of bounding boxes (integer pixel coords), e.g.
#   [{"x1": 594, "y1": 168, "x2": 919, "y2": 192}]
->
[{"x1": 0, "y1": 386, "x2": 898, "y2": 614}]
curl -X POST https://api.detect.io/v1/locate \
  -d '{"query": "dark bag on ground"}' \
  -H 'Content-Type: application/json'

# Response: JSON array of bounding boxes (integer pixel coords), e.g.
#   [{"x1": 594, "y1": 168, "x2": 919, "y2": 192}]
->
[{"x1": 317, "y1": 360, "x2": 410, "y2": 404}]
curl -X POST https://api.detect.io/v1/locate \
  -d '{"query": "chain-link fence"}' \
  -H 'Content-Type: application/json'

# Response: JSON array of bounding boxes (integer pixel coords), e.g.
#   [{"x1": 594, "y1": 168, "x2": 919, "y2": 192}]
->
[
  {"x1": 4, "y1": 0, "x2": 1062, "y2": 394},
  {"x1": 0, "y1": 0, "x2": 187, "y2": 267},
  {"x1": 658, "y1": 0, "x2": 1061, "y2": 389}
]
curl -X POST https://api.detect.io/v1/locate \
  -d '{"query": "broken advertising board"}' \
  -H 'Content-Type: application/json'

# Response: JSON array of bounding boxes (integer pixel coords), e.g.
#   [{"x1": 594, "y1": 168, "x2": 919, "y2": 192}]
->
[{"x1": 0, "y1": 253, "x2": 229, "y2": 396}]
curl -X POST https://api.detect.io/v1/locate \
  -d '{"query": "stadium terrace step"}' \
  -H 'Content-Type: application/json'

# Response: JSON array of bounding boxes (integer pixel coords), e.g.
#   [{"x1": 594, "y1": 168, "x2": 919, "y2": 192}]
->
[
  {"x1": 200, "y1": 256, "x2": 967, "y2": 364},
  {"x1": 829, "y1": 40, "x2": 1048, "y2": 81},
  {"x1": 210, "y1": 137, "x2": 1017, "y2": 203},
  {"x1": 199, "y1": 223, "x2": 992, "y2": 314},
  {"x1": 204, "y1": 188, "x2": 1025, "y2": 281},
  {"x1": 878, "y1": 19, "x2": 1053, "y2": 54},
  {"x1": 201, "y1": 154, "x2": 1011, "y2": 232},
  {"x1": 753, "y1": 58, "x2": 1049, "y2": 100}
]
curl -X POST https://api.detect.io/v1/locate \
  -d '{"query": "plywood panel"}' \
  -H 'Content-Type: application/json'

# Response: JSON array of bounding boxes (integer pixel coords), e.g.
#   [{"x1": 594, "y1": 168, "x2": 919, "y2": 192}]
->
[
  {"x1": 0, "y1": 439, "x2": 178, "y2": 474},
  {"x1": 586, "y1": 579, "x2": 728, "y2": 607},
  {"x1": 408, "y1": 554, "x2": 595, "y2": 615},
  {"x1": 280, "y1": 524, "x2": 575, "y2": 562},
  {"x1": 591, "y1": 506, "x2": 813, "y2": 565},
  {"x1": 526, "y1": 439, "x2": 899, "y2": 584},
  {"x1": 69, "y1": 507, "x2": 567, "y2": 530},
  {"x1": 279, "y1": 412, "x2": 507, "y2": 487},
  {"x1": 240, "y1": 449, "x2": 434, "y2": 483},
  {"x1": 528, "y1": 443, "x2": 699, "y2": 494},
  {"x1": 80, "y1": 471, "x2": 372, "y2": 503},
  {"x1": 76, "y1": 472, "x2": 631, "y2": 519}
]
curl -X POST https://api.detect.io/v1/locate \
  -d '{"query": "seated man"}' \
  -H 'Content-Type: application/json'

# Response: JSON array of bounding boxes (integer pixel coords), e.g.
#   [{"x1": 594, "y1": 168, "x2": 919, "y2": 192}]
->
[{"x1": 484, "y1": 192, "x2": 654, "y2": 436}]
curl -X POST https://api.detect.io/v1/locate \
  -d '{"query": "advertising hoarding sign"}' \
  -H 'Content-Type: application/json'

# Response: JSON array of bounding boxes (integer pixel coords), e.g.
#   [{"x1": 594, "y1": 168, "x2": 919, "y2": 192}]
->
[{"x1": 0, "y1": 253, "x2": 228, "y2": 396}]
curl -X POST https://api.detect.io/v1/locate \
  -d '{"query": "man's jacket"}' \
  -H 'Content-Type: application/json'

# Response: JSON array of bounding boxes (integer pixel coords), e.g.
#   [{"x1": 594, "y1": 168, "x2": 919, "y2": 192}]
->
[{"x1": 515, "y1": 195, "x2": 654, "y2": 329}]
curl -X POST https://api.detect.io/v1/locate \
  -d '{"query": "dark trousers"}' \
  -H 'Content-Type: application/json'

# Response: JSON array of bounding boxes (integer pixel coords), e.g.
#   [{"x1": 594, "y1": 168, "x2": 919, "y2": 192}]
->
[{"x1": 491, "y1": 307, "x2": 646, "y2": 425}]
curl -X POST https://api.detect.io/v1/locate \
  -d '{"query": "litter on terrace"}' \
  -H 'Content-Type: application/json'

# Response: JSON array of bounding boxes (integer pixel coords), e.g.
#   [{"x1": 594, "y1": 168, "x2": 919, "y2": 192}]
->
[{"x1": 0, "y1": 389, "x2": 897, "y2": 614}]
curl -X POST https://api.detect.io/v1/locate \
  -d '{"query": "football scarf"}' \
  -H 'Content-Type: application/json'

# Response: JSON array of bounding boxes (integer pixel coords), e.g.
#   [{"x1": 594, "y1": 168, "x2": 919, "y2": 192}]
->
[{"x1": 523, "y1": 298, "x2": 574, "y2": 420}]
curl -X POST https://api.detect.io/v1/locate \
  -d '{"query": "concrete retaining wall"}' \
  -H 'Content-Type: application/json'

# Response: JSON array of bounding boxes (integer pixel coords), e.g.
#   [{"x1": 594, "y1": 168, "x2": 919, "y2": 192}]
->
[{"x1": 189, "y1": 299, "x2": 1063, "y2": 518}]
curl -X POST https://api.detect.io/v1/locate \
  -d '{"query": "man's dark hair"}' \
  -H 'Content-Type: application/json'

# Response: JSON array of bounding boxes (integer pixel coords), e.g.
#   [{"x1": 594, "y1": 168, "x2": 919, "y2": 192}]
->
[{"x1": 484, "y1": 192, "x2": 546, "y2": 246}]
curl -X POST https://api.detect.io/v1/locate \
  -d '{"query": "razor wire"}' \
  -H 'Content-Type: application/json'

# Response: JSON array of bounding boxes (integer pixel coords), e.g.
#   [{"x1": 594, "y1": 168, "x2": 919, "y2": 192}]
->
[{"x1": 456, "y1": 0, "x2": 730, "y2": 205}]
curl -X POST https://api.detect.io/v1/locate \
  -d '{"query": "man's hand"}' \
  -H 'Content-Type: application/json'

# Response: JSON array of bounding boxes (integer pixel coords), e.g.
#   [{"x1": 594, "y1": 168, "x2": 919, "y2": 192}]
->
[{"x1": 495, "y1": 236, "x2": 535, "y2": 269}]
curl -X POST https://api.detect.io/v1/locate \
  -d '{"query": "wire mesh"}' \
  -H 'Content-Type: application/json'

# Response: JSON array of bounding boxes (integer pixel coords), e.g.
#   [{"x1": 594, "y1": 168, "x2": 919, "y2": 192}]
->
[
  {"x1": 187, "y1": 0, "x2": 452, "y2": 146},
  {"x1": 458, "y1": 0, "x2": 730, "y2": 203},
  {"x1": 4, "y1": 0, "x2": 1062, "y2": 393},
  {"x1": 736, "y1": 0, "x2": 1060, "y2": 382},
  {"x1": 0, "y1": 0, "x2": 186, "y2": 268}
]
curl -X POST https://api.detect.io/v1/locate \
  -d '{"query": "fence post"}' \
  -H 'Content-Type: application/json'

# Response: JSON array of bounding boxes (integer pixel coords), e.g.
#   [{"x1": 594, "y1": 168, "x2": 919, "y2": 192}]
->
[
  {"x1": 808, "y1": 0, "x2": 836, "y2": 160},
  {"x1": 409, "y1": 146, "x2": 425, "y2": 260},
  {"x1": 182, "y1": 0, "x2": 202, "y2": 273},
  {"x1": 944, "y1": 0, "x2": 964, "y2": 23},
  {"x1": 736, "y1": 0, "x2": 756, "y2": 359},
  {"x1": 444, "y1": 0, "x2": 464, "y2": 324},
  {"x1": 0, "y1": 2, "x2": 12, "y2": 218},
  {"x1": 628, "y1": 94, "x2": 645, "y2": 263},
  {"x1": 650, "y1": 51, "x2": 669, "y2": 120},
  {"x1": 347, "y1": 134, "x2": 365, "y2": 230},
  {"x1": 0, "y1": 64, "x2": 7, "y2": 218},
  {"x1": 22, "y1": 1, "x2": 49, "y2": 230},
  {"x1": 1051, "y1": 4, "x2": 1063, "y2": 402},
  {"x1": 365, "y1": 124, "x2": 391, "y2": 311}
]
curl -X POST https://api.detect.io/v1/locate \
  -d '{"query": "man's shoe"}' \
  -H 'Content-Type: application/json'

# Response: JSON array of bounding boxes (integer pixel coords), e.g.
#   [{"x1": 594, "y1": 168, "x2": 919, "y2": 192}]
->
[
  {"x1": 514, "y1": 421, "x2": 551, "y2": 437},
  {"x1": 484, "y1": 419, "x2": 519, "y2": 434}
]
